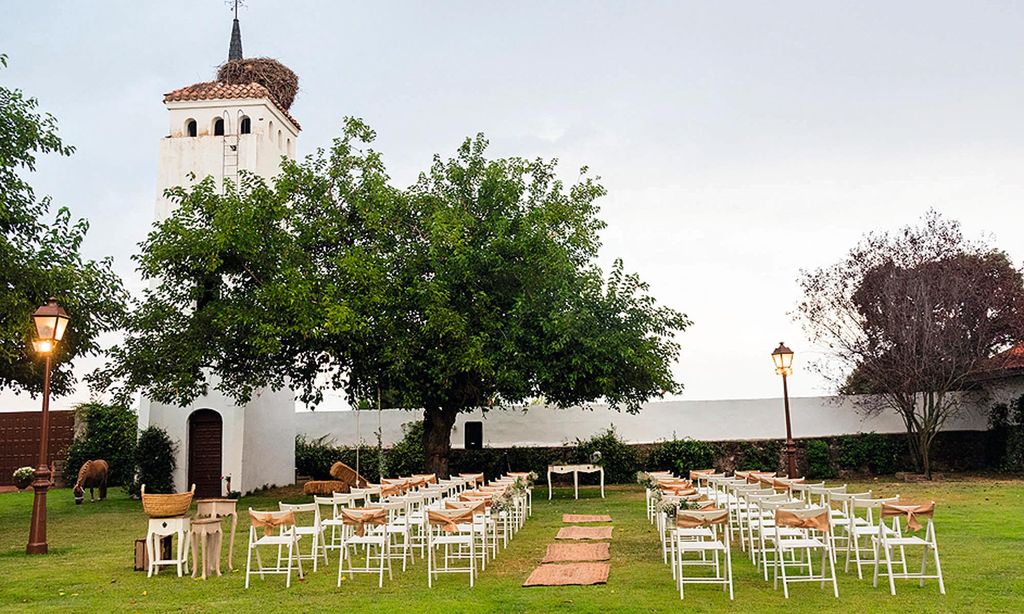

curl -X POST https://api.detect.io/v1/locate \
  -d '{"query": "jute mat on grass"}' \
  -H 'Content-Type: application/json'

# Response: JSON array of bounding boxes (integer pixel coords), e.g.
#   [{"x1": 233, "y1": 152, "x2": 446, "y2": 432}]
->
[
  {"x1": 562, "y1": 514, "x2": 613, "y2": 523},
  {"x1": 542, "y1": 543, "x2": 610, "y2": 563},
  {"x1": 523, "y1": 563, "x2": 610, "y2": 587},
  {"x1": 555, "y1": 526, "x2": 614, "y2": 540}
]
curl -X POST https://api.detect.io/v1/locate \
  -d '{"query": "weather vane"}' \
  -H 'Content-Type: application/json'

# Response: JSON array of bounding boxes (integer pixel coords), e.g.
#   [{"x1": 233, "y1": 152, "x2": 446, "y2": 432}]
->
[{"x1": 227, "y1": 0, "x2": 246, "y2": 20}]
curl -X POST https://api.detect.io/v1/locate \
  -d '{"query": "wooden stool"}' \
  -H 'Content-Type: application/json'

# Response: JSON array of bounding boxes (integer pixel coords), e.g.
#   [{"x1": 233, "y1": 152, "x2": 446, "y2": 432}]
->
[
  {"x1": 190, "y1": 518, "x2": 223, "y2": 579},
  {"x1": 146, "y1": 516, "x2": 190, "y2": 577},
  {"x1": 197, "y1": 498, "x2": 238, "y2": 570}
]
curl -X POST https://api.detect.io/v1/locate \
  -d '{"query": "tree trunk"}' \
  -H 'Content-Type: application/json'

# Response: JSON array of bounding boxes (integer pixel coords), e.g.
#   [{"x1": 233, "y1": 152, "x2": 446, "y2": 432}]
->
[{"x1": 423, "y1": 405, "x2": 457, "y2": 478}]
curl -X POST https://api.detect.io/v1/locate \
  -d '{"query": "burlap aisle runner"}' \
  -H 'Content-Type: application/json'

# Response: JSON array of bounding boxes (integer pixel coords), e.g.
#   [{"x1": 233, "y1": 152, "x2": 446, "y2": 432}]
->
[
  {"x1": 562, "y1": 514, "x2": 613, "y2": 523},
  {"x1": 542, "y1": 543, "x2": 610, "y2": 563},
  {"x1": 555, "y1": 526, "x2": 614, "y2": 540},
  {"x1": 523, "y1": 563, "x2": 610, "y2": 587}
]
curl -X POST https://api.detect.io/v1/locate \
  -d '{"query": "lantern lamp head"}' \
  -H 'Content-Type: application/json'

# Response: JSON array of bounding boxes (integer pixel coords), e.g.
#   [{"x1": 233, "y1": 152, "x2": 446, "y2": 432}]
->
[
  {"x1": 771, "y1": 342, "x2": 794, "y2": 376},
  {"x1": 31, "y1": 298, "x2": 69, "y2": 353}
]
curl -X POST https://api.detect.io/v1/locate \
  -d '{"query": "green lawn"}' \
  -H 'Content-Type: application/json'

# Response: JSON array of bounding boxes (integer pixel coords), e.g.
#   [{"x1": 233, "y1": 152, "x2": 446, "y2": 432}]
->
[{"x1": 0, "y1": 478, "x2": 1021, "y2": 613}]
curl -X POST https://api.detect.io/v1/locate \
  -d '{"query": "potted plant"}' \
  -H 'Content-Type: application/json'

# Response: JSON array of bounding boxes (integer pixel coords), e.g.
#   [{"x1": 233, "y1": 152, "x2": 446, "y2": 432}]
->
[{"x1": 13, "y1": 467, "x2": 34, "y2": 490}]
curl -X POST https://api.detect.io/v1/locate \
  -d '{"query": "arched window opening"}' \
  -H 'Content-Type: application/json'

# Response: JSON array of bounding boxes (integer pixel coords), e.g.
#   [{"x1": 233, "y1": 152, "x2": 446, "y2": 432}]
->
[
  {"x1": 277, "y1": 129, "x2": 283, "y2": 148},
  {"x1": 240, "y1": 116, "x2": 251, "y2": 134},
  {"x1": 213, "y1": 118, "x2": 225, "y2": 136},
  {"x1": 286, "y1": 138, "x2": 293, "y2": 157},
  {"x1": 186, "y1": 119, "x2": 197, "y2": 137}
]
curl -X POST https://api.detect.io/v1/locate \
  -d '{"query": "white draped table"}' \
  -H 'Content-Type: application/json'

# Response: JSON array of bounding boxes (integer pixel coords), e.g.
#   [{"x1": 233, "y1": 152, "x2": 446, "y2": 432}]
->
[{"x1": 547, "y1": 464, "x2": 605, "y2": 500}]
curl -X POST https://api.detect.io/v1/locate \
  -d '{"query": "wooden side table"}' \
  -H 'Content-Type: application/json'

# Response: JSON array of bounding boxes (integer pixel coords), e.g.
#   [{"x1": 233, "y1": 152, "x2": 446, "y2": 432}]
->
[
  {"x1": 146, "y1": 516, "x2": 191, "y2": 577},
  {"x1": 190, "y1": 518, "x2": 223, "y2": 580},
  {"x1": 196, "y1": 498, "x2": 238, "y2": 570},
  {"x1": 547, "y1": 464, "x2": 605, "y2": 499}
]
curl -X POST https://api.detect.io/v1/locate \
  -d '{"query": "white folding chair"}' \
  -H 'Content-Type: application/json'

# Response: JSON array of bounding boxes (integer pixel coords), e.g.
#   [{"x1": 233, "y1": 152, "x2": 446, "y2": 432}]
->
[
  {"x1": 674, "y1": 508, "x2": 734, "y2": 600},
  {"x1": 337, "y1": 507, "x2": 390, "y2": 587},
  {"x1": 279, "y1": 501, "x2": 328, "y2": 572},
  {"x1": 772, "y1": 506, "x2": 839, "y2": 599},
  {"x1": 847, "y1": 496, "x2": 901, "y2": 578},
  {"x1": 873, "y1": 501, "x2": 945, "y2": 595},
  {"x1": 245, "y1": 509, "x2": 304, "y2": 588},
  {"x1": 426, "y1": 508, "x2": 477, "y2": 587}
]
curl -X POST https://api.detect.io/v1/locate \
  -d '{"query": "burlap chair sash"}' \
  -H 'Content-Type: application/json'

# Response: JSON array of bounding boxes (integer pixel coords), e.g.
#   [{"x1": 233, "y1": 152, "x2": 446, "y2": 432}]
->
[
  {"x1": 665, "y1": 487, "x2": 699, "y2": 497},
  {"x1": 775, "y1": 508, "x2": 830, "y2": 533},
  {"x1": 459, "y1": 473, "x2": 485, "y2": 487},
  {"x1": 428, "y1": 508, "x2": 476, "y2": 533},
  {"x1": 249, "y1": 510, "x2": 296, "y2": 537},
  {"x1": 412, "y1": 473, "x2": 438, "y2": 485},
  {"x1": 460, "y1": 491, "x2": 493, "y2": 503},
  {"x1": 881, "y1": 501, "x2": 935, "y2": 532},
  {"x1": 340, "y1": 507, "x2": 388, "y2": 536},
  {"x1": 676, "y1": 508, "x2": 729, "y2": 528},
  {"x1": 446, "y1": 499, "x2": 487, "y2": 516},
  {"x1": 688, "y1": 469, "x2": 715, "y2": 481}
]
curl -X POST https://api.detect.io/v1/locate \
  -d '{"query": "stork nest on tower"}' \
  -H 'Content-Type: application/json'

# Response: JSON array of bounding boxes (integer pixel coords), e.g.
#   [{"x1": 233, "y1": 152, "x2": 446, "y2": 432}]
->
[{"x1": 217, "y1": 57, "x2": 299, "y2": 110}]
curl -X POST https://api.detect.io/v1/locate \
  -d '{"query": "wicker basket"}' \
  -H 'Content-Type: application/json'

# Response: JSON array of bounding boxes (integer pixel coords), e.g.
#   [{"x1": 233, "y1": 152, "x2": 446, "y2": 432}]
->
[{"x1": 141, "y1": 484, "x2": 195, "y2": 518}]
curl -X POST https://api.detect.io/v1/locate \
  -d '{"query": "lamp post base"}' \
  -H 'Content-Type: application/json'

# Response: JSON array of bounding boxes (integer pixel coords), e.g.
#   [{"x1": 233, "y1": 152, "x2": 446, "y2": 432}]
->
[{"x1": 26, "y1": 465, "x2": 51, "y2": 555}]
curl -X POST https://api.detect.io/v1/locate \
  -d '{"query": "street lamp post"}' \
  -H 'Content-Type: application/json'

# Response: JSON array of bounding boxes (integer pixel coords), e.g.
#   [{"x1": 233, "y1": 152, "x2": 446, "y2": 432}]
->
[
  {"x1": 26, "y1": 298, "x2": 70, "y2": 555},
  {"x1": 771, "y1": 342, "x2": 798, "y2": 478}
]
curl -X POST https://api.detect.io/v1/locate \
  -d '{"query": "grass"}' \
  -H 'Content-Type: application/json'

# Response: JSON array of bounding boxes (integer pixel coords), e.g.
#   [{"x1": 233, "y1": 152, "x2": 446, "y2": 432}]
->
[{"x1": 0, "y1": 478, "x2": 1022, "y2": 613}]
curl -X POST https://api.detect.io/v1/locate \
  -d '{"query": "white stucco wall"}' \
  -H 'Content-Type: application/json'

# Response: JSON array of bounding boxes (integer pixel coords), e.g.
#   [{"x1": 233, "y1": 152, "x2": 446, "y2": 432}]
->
[
  {"x1": 296, "y1": 393, "x2": 994, "y2": 450},
  {"x1": 240, "y1": 386, "x2": 297, "y2": 493}
]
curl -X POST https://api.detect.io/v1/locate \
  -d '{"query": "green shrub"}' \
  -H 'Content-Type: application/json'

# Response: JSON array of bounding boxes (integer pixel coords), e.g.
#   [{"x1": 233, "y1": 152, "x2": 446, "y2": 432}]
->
[
  {"x1": 571, "y1": 426, "x2": 638, "y2": 484},
  {"x1": 65, "y1": 402, "x2": 137, "y2": 487},
  {"x1": 646, "y1": 437, "x2": 719, "y2": 477},
  {"x1": 806, "y1": 439, "x2": 836, "y2": 478},
  {"x1": 990, "y1": 395, "x2": 1024, "y2": 472},
  {"x1": 295, "y1": 434, "x2": 384, "y2": 481},
  {"x1": 295, "y1": 435, "x2": 342, "y2": 480},
  {"x1": 132, "y1": 426, "x2": 176, "y2": 494},
  {"x1": 387, "y1": 420, "x2": 425, "y2": 476},
  {"x1": 837, "y1": 432, "x2": 899, "y2": 475},
  {"x1": 736, "y1": 441, "x2": 781, "y2": 471}
]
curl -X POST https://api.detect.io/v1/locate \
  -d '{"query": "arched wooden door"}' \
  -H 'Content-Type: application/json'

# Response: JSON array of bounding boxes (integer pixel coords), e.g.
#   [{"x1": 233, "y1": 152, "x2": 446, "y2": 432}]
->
[{"x1": 187, "y1": 409, "x2": 223, "y2": 498}]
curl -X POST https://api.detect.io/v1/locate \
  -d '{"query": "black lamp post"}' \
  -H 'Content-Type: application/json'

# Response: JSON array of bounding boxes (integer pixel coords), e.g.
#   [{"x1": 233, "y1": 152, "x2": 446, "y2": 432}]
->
[
  {"x1": 26, "y1": 298, "x2": 69, "y2": 555},
  {"x1": 771, "y1": 342, "x2": 798, "y2": 478}
]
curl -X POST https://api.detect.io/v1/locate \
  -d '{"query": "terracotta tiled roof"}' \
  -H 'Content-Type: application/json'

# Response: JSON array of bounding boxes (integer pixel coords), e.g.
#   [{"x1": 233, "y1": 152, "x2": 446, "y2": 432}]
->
[
  {"x1": 977, "y1": 342, "x2": 1024, "y2": 374},
  {"x1": 163, "y1": 81, "x2": 300, "y2": 130}
]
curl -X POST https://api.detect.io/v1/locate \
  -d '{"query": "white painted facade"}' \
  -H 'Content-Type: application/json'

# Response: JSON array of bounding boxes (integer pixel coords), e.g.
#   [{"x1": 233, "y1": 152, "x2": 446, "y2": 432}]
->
[
  {"x1": 296, "y1": 391, "x2": 998, "y2": 450},
  {"x1": 139, "y1": 86, "x2": 299, "y2": 495}
]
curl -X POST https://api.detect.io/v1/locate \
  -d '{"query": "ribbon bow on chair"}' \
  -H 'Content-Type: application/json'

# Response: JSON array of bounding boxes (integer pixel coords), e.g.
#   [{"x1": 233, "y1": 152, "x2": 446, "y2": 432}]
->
[
  {"x1": 340, "y1": 507, "x2": 388, "y2": 536},
  {"x1": 428, "y1": 508, "x2": 475, "y2": 533},
  {"x1": 881, "y1": 501, "x2": 935, "y2": 532},
  {"x1": 775, "y1": 508, "x2": 831, "y2": 533},
  {"x1": 249, "y1": 510, "x2": 296, "y2": 537},
  {"x1": 676, "y1": 508, "x2": 729, "y2": 529}
]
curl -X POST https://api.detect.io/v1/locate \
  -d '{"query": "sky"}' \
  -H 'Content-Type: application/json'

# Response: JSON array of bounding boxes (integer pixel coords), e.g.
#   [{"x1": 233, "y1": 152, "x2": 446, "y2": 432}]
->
[{"x1": 1, "y1": 1, "x2": 1023, "y2": 411}]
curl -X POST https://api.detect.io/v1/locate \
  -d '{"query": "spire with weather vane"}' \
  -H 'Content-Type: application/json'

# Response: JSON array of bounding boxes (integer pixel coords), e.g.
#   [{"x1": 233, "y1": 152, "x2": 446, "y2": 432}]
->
[{"x1": 227, "y1": 0, "x2": 243, "y2": 61}]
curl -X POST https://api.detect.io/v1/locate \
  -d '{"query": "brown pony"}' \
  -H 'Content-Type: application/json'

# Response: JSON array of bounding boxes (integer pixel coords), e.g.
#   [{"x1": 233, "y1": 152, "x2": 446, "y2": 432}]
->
[{"x1": 74, "y1": 460, "x2": 109, "y2": 504}]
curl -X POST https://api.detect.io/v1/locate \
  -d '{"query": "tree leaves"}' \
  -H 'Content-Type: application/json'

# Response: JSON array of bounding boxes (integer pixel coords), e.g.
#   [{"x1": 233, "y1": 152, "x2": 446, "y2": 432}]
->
[{"x1": 0, "y1": 56, "x2": 125, "y2": 396}]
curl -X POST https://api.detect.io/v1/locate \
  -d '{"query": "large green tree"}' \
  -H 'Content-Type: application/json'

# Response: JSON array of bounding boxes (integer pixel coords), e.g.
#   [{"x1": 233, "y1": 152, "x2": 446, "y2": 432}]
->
[
  {"x1": 0, "y1": 54, "x2": 125, "y2": 396},
  {"x1": 96, "y1": 119, "x2": 689, "y2": 475}
]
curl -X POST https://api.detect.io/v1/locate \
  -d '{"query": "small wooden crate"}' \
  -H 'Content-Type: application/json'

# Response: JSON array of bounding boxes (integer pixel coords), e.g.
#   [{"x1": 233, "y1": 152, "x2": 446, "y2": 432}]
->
[{"x1": 134, "y1": 537, "x2": 171, "y2": 571}]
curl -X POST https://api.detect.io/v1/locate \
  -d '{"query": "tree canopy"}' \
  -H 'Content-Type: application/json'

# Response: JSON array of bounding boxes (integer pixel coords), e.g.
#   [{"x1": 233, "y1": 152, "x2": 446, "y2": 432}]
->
[
  {"x1": 0, "y1": 54, "x2": 125, "y2": 396},
  {"x1": 797, "y1": 211, "x2": 1024, "y2": 477},
  {"x1": 95, "y1": 118, "x2": 689, "y2": 474}
]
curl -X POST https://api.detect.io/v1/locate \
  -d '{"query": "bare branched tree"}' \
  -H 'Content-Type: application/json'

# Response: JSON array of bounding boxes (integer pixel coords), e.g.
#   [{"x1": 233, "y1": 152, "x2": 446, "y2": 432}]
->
[{"x1": 797, "y1": 211, "x2": 1024, "y2": 477}]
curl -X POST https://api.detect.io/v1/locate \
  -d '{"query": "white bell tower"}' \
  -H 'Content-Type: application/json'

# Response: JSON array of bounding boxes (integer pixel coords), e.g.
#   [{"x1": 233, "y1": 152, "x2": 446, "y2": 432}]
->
[{"x1": 139, "y1": 14, "x2": 299, "y2": 497}]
